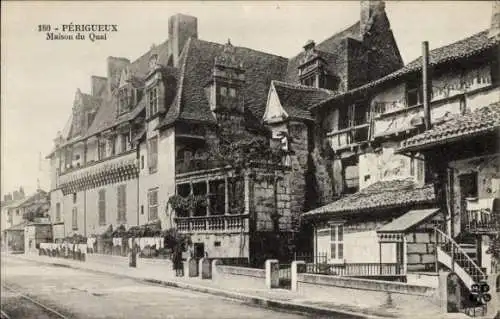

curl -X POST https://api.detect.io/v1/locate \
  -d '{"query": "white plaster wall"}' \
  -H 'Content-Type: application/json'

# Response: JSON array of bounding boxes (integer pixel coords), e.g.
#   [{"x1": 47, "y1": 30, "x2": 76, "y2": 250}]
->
[
  {"x1": 190, "y1": 233, "x2": 249, "y2": 258},
  {"x1": 344, "y1": 230, "x2": 397, "y2": 263},
  {"x1": 468, "y1": 86, "x2": 500, "y2": 112},
  {"x1": 137, "y1": 120, "x2": 175, "y2": 230}
]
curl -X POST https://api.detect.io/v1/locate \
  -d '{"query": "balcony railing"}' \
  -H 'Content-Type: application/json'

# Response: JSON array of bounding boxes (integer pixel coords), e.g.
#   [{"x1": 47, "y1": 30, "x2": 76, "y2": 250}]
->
[
  {"x1": 326, "y1": 124, "x2": 369, "y2": 150},
  {"x1": 176, "y1": 159, "x2": 226, "y2": 175},
  {"x1": 464, "y1": 198, "x2": 500, "y2": 234},
  {"x1": 175, "y1": 214, "x2": 249, "y2": 233},
  {"x1": 373, "y1": 101, "x2": 407, "y2": 117}
]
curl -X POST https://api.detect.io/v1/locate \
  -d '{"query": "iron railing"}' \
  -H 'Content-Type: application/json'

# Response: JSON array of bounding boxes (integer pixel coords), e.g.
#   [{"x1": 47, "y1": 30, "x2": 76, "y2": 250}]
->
[
  {"x1": 304, "y1": 262, "x2": 403, "y2": 277},
  {"x1": 463, "y1": 208, "x2": 500, "y2": 234},
  {"x1": 434, "y1": 227, "x2": 487, "y2": 283},
  {"x1": 176, "y1": 215, "x2": 248, "y2": 233}
]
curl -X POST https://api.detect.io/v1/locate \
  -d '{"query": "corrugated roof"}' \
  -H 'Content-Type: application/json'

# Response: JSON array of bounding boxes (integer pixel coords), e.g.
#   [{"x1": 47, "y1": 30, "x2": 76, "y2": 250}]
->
[
  {"x1": 303, "y1": 178, "x2": 436, "y2": 218},
  {"x1": 272, "y1": 81, "x2": 336, "y2": 121},
  {"x1": 377, "y1": 208, "x2": 440, "y2": 233},
  {"x1": 312, "y1": 30, "x2": 498, "y2": 109},
  {"x1": 398, "y1": 101, "x2": 500, "y2": 153}
]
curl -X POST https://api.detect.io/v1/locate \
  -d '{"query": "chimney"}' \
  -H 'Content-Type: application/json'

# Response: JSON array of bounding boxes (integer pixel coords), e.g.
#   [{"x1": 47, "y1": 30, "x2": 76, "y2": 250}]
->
[
  {"x1": 91, "y1": 76, "x2": 107, "y2": 97},
  {"x1": 422, "y1": 41, "x2": 431, "y2": 130},
  {"x1": 169, "y1": 14, "x2": 198, "y2": 67},
  {"x1": 360, "y1": 0, "x2": 385, "y2": 36},
  {"x1": 107, "y1": 57, "x2": 130, "y2": 92},
  {"x1": 489, "y1": 1, "x2": 500, "y2": 39}
]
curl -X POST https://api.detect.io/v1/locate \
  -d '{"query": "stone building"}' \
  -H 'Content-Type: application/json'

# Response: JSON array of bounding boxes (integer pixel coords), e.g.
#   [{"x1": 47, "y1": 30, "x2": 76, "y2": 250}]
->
[
  {"x1": 302, "y1": 0, "x2": 499, "y2": 287},
  {"x1": 46, "y1": 1, "x2": 402, "y2": 265}
]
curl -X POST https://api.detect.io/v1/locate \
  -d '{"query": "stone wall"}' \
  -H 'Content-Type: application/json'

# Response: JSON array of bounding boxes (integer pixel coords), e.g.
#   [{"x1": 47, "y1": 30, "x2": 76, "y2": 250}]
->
[
  {"x1": 288, "y1": 120, "x2": 309, "y2": 216},
  {"x1": 405, "y1": 232, "x2": 436, "y2": 272}
]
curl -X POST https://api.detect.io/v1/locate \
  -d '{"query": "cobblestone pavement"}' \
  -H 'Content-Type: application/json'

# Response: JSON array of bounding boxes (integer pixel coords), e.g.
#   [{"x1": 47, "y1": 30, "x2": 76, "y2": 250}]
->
[{"x1": 1, "y1": 257, "x2": 312, "y2": 319}]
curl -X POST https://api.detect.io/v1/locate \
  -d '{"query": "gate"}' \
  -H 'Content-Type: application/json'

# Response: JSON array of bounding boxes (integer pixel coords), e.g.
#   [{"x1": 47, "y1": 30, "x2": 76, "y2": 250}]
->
[{"x1": 279, "y1": 263, "x2": 291, "y2": 289}]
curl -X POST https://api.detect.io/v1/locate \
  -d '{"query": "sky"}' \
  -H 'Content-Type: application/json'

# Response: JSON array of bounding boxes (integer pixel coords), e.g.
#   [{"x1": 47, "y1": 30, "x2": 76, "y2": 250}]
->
[{"x1": 0, "y1": 1, "x2": 494, "y2": 198}]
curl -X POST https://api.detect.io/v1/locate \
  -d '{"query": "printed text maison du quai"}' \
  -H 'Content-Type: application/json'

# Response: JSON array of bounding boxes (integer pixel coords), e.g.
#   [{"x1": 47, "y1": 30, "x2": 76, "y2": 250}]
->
[{"x1": 39, "y1": 24, "x2": 118, "y2": 42}]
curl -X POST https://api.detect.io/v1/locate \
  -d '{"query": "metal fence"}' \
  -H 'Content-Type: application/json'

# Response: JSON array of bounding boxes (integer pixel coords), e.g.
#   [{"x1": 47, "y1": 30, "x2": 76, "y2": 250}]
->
[{"x1": 304, "y1": 262, "x2": 404, "y2": 277}]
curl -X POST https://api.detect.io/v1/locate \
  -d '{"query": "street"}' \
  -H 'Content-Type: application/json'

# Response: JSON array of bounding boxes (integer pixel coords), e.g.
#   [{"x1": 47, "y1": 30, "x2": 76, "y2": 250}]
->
[{"x1": 1, "y1": 257, "x2": 311, "y2": 319}]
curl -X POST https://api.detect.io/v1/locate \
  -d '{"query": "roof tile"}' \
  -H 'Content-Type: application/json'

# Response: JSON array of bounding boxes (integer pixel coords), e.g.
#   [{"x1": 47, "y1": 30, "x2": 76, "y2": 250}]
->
[{"x1": 303, "y1": 178, "x2": 435, "y2": 217}]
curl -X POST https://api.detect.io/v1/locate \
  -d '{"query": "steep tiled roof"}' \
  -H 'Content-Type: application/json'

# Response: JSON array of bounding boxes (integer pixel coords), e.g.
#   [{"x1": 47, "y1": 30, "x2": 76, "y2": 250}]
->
[
  {"x1": 312, "y1": 30, "x2": 499, "y2": 109},
  {"x1": 285, "y1": 22, "x2": 361, "y2": 84},
  {"x1": 398, "y1": 102, "x2": 500, "y2": 153},
  {"x1": 160, "y1": 38, "x2": 288, "y2": 127},
  {"x1": 302, "y1": 178, "x2": 436, "y2": 218},
  {"x1": 272, "y1": 81, "x2": 336, "y2": 120}
]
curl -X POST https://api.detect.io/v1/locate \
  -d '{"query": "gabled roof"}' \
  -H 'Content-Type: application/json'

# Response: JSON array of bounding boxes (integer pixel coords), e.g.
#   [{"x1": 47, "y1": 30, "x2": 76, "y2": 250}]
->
[
  {"x1": 303, "y1": 178, "x2": 435, "y2": 218},
  {"x1": 312, "y1": 30, "x2": 499, "y2": 109},
  {"x1": 159, "y1": 38, "x2": 289, "y2": 128},
  {"x1": 398, "y1": 102, "x2": 500, "y2": 153},
  {"x1": 285, "y1": 22, "x2": 361, "y2": 84},
  {"x1": 271, "y1": 81, "x2": 336, "y2": 121}
]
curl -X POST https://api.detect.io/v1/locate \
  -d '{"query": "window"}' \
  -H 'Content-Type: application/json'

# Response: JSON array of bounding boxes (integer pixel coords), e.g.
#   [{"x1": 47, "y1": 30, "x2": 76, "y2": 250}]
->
[
  {"x1": 141, "y1": 156, "x2": 144, "y2": 169},
  {"x1": 72, "y1": 207, "x2": 78, "y2": 230},
  {"x1": 16, "y1": 209, "x2": 19, "y2": 216},
  {"x1": 214, "y1": 241, "x2": 221, "y2": 247},
  {"x1": 98, "y1": 189, "x2": 106, "y2": 225},
  {"x1": 148, "y1": 136, "x2": 158, "y2": 173},
  {"x1": 220, "y1": 86, "x2": 227, "y2": 96},
  {"x1": 120, "y1": 134, "x2": 129, "y2": 153},
  {"x1": 229, "y1": 88, "x2": 236, "y2": 97},
  {"x1": 117, "y1": 185, "x2": 127, "y2": 223},
  {"x1": 406, "y1": 81, "x2": 423, "y2": 107},
  {"x1": 330, "y1": 224, "x2": 344, "y2": 261},
  {"x1": 55, "y1": 203, "x2": 61, "y2": 222},
  {"x1": 148, "y1": 189, "x2": 159, "y2": 221},
  {"x1": 118, "y1": 88, "x2": 129, "y2": 114},
  {"x1": 73, "y1": 193, "x2": 77, "y2": 204},
  {"x1": 301, "y1": 75, "x2": 316, "y2": 87},
  {"x1": 141, "y1": 205, "x2": 144, "y2": 215},
  {"x1": 148, "y1": 87, "x2": 158, "y2": 117},
  {"x1": 98, "y1": 140, "x2": 107, "y2": 160}
]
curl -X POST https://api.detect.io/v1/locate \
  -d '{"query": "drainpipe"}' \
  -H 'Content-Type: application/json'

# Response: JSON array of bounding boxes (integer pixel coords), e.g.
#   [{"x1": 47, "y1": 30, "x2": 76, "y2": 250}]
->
[
  {"x1": 84, "y1": 190, "x2": 87, "y2": 237},
  {"x1": 422, "y1": 41, "x2": 431, "y2": 130}
]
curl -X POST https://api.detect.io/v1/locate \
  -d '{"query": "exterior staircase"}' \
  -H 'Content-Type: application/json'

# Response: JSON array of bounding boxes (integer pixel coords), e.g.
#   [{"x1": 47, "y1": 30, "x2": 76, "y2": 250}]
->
[{"x1": 434, "y1": 228, "x2": 487, "y2": 289}]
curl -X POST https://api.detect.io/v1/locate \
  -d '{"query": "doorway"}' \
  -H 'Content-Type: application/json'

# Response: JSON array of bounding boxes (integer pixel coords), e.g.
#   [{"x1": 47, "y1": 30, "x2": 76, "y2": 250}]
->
[{"x1": 193, "y1": 243, "x2": 205, "y2": 259}]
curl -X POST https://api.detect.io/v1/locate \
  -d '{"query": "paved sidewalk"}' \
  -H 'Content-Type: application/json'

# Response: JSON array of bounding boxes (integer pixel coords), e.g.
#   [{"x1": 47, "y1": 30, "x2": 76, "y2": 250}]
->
[{"x1": 10, "y1": 253, "x2": 469, "y2": 319}]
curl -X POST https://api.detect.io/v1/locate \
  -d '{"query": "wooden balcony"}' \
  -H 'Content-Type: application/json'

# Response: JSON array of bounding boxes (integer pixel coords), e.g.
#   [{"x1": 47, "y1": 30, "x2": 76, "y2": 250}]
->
[
  {"x1": 176, "y1": 159, "x2": 226, "y2": 175},
  {"x1": 326, "y1": 124, "x2": 369, "y2": 151},
  {"x1": 463, "y1": 198, "x2": 500, "y2": 235},
  {"x1": 175, "y1": 214, "x2": 249, "y2": 234}
]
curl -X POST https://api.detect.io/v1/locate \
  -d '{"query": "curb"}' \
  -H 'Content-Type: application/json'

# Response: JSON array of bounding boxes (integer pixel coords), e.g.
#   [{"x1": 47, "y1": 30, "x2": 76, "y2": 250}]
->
[{"x1": 11, "y1": 255, "x2": 393, "y2": 319}]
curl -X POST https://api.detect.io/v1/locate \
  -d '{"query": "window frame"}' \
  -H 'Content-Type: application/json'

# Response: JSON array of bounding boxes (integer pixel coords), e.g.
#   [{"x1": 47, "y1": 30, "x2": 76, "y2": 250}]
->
[
  {"x1": 72, "y1": 207, "x2": 78, "y2": 230},
  {"x1": 55, "y1": 203, "x2": 61, "y2": 222},
  {"x1": 148, "y1": 188, "x2": 159, "y2": 221},
  {"x1": 148, "y1": 86, "x2": 159, "y2": 117},
  {"x1": 148, "y1": 136, "x2": 158, "y2": 174},
  {"x1": 98, "y1": 189, "x2": 106, "y2": 226},
  {"x1": 329, "y1": 223, "x2": 344, "y2": 263},
  {"x1": 117, "y1": 184, "x2": 127, "y2": 224}
]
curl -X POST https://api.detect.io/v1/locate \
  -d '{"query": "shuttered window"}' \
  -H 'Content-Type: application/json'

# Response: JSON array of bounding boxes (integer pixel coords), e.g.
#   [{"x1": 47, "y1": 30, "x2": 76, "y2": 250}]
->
[
  {"x1": 72, "y1": 207, "x2": 78, "y2": 230},
  {"x1": 117, "y1": 185, "x2": 127, "y2": 223},
  {"x1": 148, "y1": 189, "x2": 158, "y2": 221},
  {"x1": 330, "y1": 224, "x2": 344, "y2": 261},
  {"x1": 55, "y1": 203, "x2": 61, "y2": 222},
  {"x1": 98, "y1": 189, "x2": 106, "y2": 225},
  {"x1": 148, "y1": 136, "x2": 158, "y2": 173}
]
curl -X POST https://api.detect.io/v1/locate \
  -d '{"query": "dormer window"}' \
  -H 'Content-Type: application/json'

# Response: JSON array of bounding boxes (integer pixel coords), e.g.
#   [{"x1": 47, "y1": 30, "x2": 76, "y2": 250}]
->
[
  {"x1": 118, "y1": 88, "x2": 130, "y2": 114},
  {"x1": 147, "y1": 86, "x2": 158, "y2": 117}
]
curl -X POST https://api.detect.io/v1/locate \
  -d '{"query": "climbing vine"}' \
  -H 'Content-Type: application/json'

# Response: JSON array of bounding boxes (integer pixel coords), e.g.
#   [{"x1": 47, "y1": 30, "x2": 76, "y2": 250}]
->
[{"x1": 167, "y1": 194, "x2": 208, "y2": 212}]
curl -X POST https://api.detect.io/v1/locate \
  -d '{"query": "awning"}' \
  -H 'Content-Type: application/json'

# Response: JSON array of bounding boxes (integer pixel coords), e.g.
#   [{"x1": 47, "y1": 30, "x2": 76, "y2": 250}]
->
[
  {"x1": 378, "y1": 208, "x2": 440, "y2": 233},
  {"x1": 376, "y1": 208, "x2": 440, "y2": 242}
]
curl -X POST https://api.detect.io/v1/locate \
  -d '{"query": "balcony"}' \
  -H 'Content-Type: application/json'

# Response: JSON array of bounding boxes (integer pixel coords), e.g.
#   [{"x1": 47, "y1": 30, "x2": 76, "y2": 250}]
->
[
  {"x1": 175, "y1": 214, "x2": 249, "y2": 234},
  {"x1": 58, "y1": 150, "x2": 138, "y2": 194},
  {"x1": 373, "y1": 101, "x2": 407, "y2": 117},
  {"x1": 326, "y1": 124, "x2": 369, "y2": 151},
  {"x1": 463, "y1": 198, "x2": 500, "y2": 235},
  {"x1": 176, "y1": 159, "x2": 228, "y2": 175}
]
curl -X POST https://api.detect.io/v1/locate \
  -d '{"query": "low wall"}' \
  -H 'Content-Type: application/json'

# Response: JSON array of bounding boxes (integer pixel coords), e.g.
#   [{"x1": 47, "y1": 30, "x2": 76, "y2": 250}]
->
[
  {"x1": 213, "y1": 264, "x2": 266, "y2": 290},
  {"x1": 406, "y1": 272, "x2": 439, "y2": 288},
  {"x1": 297, "y1": 273, "x2": 440, "y2": 314}
]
